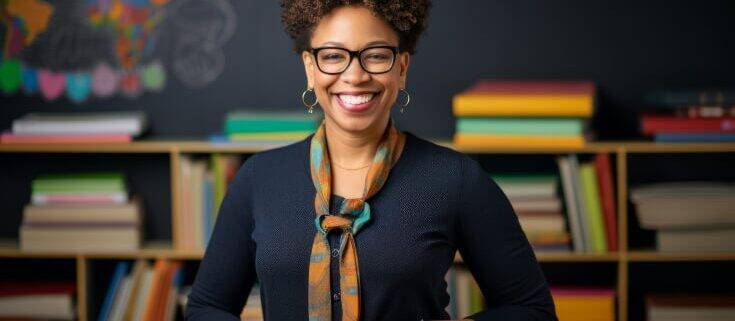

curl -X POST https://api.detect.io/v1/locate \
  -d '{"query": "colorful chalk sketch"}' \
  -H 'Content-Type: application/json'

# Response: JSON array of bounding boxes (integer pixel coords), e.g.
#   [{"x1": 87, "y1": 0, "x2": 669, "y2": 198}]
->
[{"x1": 0, "y1": 0, "x2": 237, "y2": 103}]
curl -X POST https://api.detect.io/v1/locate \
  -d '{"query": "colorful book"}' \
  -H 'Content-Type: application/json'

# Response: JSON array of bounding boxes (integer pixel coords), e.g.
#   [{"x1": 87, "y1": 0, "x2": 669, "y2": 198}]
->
[
  {"x1": 453, "y1": 134, "x2": 585, "y2": 149},
  {"x1": 98, "y1": 262, "x2": 130, "y2": 321},
  {"x1": 224, "y1": 111, "x2": 320, "y2": 134},
  {"x1": 654, "y1": 133, "x2": 735, "y2": 142},
  {"x1": 453, "y1": 80, "x2": 595, "y2": 117},
  {"x1": 579, "y1": 163, "x2": 607, "y2": 253},
  {"x1": 1, "y1": 132, "x2": 132, "y2": 144},
  {"x1": 641, "y1": 115, "x2": 735, "y2": 134},
  {"x1": 456, "y1": 118, "x2": 584, "y2": 136},
  {"x1": 594, "y1": 153, "x2": 618, "y2": 251},
  {"x1": 557, "y1": 155, "x2": 585, "y2": 252},
  {"x1": 569, "y1": 155, "x2": 591, "y2": 252}
]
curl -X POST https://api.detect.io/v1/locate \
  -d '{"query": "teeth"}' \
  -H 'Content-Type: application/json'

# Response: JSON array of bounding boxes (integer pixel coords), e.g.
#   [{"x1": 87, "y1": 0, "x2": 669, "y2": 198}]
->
[{"x1": 338, "y1": 93, "x2": 375, "y2": 105}]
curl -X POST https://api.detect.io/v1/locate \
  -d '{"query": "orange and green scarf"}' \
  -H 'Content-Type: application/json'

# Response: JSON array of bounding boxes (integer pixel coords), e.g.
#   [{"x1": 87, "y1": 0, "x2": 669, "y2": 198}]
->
[{"x1": 308, "y1": 118, "x2": 406, "y2": 321}]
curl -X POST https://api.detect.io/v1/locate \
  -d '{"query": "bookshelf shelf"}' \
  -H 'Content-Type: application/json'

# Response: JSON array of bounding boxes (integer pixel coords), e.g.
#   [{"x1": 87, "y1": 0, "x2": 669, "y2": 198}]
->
[
  {"x1": 454, "y1": 252, "x2": 620, "y2": 264},
  {"x1": 2, "y1": 139, "x2": 734, "y2": 321},
  {"x1": 627, "y1": 251, "x2": 735, "y2": 262},
  {"x1": 2, "y1": 140, "x2": 734, "y2": 154}
]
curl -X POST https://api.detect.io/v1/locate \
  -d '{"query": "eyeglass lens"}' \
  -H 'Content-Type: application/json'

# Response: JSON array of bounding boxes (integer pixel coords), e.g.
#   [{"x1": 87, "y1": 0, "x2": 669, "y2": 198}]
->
[{"x1": 316, "y1": 47, "x2": 395, "y2": 74}]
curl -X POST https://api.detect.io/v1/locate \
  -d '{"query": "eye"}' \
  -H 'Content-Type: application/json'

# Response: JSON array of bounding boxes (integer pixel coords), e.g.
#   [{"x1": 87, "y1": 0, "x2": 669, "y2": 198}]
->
[
  {"x1": 319, "y1": 52, "x2": 346, "y2": 62},
  {"x1": 365, "y1": 53, "x2": 390, "y2": 61}
]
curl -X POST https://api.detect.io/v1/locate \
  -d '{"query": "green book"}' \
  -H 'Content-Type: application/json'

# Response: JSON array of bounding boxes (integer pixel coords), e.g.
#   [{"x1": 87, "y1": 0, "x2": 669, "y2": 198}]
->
[
  {"x1": 32, "y1": 172, "x2": 126, "y2": 193},
  {"x1": 211, "y1": 154, "x2": 225, "y2": 218},
  {"x1": 225, "y1": 111, "x2": 321, "y2": 134},
  {"x1": 469, "y1": 279, "x2": 484, "y2": 314},
  {"x1": 579, "y1": 163, "x2": 607, "y2": 253},
  {"x1": 456, "y1": 117, "x2": 583, "y2": 136}
]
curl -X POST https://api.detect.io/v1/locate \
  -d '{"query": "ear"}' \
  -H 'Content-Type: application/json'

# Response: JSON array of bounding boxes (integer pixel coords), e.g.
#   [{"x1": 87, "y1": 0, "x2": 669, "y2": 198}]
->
[
  {"x1": 301, "y1": 51, "x2": 315, "y2": 89},
  {"x1": 397, "y1": 52, "x2": 411, "y2": 89}
]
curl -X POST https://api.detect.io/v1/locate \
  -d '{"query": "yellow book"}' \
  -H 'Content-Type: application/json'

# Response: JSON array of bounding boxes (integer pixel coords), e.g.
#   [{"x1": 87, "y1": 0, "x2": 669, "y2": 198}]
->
[
  {"x1": 554, "y1": 295, "x2": 615, "y2": 321},
  {"x1": 453, "y1": 133, "x2": 585, "y2": 149},
  {"x1": 452, "y1": 94, "x2": 593, "y2": 117}
]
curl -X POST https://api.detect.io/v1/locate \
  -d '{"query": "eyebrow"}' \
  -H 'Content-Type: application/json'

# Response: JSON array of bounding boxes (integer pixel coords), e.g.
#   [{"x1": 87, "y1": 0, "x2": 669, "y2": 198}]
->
[{"x1": 318, "y1": 40, "x2": 395, "y2": 47}]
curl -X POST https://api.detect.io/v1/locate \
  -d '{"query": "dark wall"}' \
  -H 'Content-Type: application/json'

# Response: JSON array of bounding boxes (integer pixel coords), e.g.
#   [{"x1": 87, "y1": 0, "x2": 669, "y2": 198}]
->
[{"x1": 2, "y1": 0, "x2": 735, "y2": 140}]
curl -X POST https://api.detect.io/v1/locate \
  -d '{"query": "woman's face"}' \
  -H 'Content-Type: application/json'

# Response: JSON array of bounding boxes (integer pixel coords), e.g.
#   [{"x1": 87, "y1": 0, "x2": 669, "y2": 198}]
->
[{"x1": 301, "y1": 5, "x2": 410, "y2": 135}]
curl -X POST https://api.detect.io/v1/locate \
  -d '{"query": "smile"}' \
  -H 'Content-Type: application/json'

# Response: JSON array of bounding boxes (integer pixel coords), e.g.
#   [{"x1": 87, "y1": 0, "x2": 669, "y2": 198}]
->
[{"x1": 334, "y1": 92, "x2": 379, "y2": 113}]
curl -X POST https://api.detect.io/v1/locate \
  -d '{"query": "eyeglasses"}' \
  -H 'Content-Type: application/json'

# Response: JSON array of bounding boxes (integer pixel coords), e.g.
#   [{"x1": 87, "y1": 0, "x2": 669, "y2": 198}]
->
[{"x1": 311, "y1": 46, "x2": 398, "y2": 75}]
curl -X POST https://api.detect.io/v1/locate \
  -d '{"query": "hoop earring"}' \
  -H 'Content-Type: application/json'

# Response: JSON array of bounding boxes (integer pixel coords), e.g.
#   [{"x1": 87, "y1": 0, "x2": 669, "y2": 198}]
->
[
  {"x1": 398, "y1": 88, "x2": 410, "y2": 114},
  {"x1": 302, "y1": 88, "x2": 318, "y2": 113}
]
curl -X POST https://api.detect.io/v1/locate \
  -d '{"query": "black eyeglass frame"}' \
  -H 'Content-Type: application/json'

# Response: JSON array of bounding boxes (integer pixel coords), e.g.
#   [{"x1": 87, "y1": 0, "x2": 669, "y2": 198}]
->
[{"x1": 310, "y1": 45, "x2": 399, "y2": 75}]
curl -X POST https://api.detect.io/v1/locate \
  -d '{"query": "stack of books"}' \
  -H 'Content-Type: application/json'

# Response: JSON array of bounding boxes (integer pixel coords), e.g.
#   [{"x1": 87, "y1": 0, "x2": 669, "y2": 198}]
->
[
  {"x1": 0, "y1": 281, "x2": 76, "y2": 320},
  {"x1": 96, "y1": 260, "x2": 183, "y2": 321},
  {"x1": 493, "y1": 174, "x2": 571, "y2": 252},
  {"x1": 646, "y1": 293, "x2": 735, "y2": 321},
  {"x1": 631, "y1": 182, "x2": 735, "y2": 252},
  {"x1": 557, "y1": 154, "x2": 618, "y2": 253},
  {"x1": 445, "y1": 266, "x2": 485, "y2": 319},
  {"x1": 19, "y1": 172, "x2": 142, "y2": 252},
  {"x1": 642, "y1": 89, "x2": 735, "y2": 142},
  {"x1": 177, "y1": 154, "x2": 241, "y2": 251},
  {"x1": 552, "y1": 287, "x2": 615, "y2": 321},
  {"x1": 1, "y1": 111, "x2": 147, "y2": 144},
  {"x1": 452, "y1": 80, "x2": 594, "y2": 149},
  {"x1": 213, "y1": 111, "x2": 320, "y2": 146}
]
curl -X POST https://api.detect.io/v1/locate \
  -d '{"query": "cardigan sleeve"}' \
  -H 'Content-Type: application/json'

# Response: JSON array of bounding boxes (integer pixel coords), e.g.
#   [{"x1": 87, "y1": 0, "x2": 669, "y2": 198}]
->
[
  {"x1": 185, "y1": 156, "x2": 258, "y2": 321},
  {"x1": 456, "y1": 157, "x2": 558, "y2": 321}
]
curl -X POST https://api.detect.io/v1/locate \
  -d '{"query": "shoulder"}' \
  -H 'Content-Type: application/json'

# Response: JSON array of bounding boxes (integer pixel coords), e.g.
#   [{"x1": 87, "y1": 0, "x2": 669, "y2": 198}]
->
[{"x1": 404, "y1": 131, "x2": 487, "y2": 180}]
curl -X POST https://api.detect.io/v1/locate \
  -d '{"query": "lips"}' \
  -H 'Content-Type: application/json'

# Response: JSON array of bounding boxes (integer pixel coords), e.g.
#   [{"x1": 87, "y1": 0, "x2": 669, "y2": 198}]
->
[{"x1": 333, "y1": 91, "x2": 380, "y2": 113}]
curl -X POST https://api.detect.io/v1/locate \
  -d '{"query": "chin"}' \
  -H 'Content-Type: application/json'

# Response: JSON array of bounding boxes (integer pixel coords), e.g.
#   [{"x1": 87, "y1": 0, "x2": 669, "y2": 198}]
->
[{"x1": 326, "y1": 105, "x2": 391, "y2": 134}]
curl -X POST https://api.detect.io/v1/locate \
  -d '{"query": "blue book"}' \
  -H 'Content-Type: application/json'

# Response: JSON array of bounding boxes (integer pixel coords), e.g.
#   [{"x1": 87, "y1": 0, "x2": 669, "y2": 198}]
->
[
  {"x1": 203, "y1": 173, "x2": 214, "y2": 247},
  {"x1": 97, "y1": 261, "x2": 129, "y2": 321},
  {"x1": 655, "y1": 133, "x2": 735, "y2": 142}
]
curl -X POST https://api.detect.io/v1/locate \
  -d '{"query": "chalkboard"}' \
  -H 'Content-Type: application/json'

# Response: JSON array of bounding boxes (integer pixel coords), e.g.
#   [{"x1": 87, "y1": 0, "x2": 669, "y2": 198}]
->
[{"x1": 2, "y1": 0, "x2": 735, "y2": 140}]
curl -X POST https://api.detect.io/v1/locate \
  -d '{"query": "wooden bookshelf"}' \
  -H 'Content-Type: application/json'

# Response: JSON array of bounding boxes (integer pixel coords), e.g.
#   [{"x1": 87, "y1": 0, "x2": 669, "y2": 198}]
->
[{"x1": 2, "y1": 140, "x2": 734, "y2": 321}]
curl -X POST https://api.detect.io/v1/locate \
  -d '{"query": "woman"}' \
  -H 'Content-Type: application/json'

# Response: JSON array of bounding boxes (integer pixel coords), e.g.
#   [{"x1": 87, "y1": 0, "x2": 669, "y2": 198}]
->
[{"x1": 186, "y1": 1, "x2": 557, "y2": 320}]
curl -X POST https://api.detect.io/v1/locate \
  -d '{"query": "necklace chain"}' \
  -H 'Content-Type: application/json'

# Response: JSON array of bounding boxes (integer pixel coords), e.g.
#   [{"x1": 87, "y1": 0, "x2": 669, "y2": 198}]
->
[{"x1": 332, "y1": 161, "x2": 370, "y2": 171}]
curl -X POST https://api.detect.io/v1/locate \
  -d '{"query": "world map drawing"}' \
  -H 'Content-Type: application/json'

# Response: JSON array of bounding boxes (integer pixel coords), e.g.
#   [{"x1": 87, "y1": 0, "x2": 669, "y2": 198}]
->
[{"x1": 0, "y1": 0, "x2": 237, "y2": 103}]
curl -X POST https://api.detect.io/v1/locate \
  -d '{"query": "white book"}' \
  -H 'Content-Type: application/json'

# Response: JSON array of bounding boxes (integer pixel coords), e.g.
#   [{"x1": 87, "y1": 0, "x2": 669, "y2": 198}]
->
[
  {"x1": 0, "y1": 294, "x2": 76, "y2": 320},
  {"x1": 12, "y1": 112, "x2": 147, "y2": 136},
  {"x1": 32, "y1": 191, "x2": 128, "y2": 205},
  {"x1": 131, "y1": 268, "x2": 154, "y2": 321},
  {"x1": 557, "y1": 155, "x2": 585, "y2": 252},
  {"x1": 108, "y1": 276, "x2": 133, "y2": 321}
]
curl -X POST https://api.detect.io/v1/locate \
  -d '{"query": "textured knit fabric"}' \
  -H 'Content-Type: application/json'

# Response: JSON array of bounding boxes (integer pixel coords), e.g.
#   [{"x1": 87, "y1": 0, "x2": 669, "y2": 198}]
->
[
  {"x1": 308, "y1": 119, "x2": 406, "y2": 321},
  {"x1": 185, "y1": 131, "x2": 557, "y2": 321}
]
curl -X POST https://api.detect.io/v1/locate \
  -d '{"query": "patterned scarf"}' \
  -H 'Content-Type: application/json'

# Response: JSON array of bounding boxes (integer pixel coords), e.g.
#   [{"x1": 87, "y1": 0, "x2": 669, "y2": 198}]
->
[{"x1": 308, "y1": 118, "x2": 406, "y2": 321}]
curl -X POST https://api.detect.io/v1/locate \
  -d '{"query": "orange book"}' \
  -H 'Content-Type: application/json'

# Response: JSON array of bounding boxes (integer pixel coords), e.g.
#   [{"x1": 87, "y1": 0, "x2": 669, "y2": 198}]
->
[
  {"x1": 142, "y1": 260, "x2": 169, "y2": 321},
  {"x1": 453, "y1": 133, "x2": 585, "y2": 149}
]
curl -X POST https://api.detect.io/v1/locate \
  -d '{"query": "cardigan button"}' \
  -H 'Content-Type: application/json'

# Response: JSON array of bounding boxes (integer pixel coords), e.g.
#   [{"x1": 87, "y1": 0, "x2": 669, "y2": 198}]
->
[
  {"x1": 331, "y1": 248, "x2": 340, "y2": 258},
  {"x1": 332, "y1": 291, "x2": 341, "y2": 301}
]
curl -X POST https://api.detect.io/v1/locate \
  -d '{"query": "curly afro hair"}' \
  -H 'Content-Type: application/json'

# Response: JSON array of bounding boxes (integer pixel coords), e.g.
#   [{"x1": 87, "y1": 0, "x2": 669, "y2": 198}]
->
[{"x1": 280, "y1": 0, "x2": 431, "y2": 55}]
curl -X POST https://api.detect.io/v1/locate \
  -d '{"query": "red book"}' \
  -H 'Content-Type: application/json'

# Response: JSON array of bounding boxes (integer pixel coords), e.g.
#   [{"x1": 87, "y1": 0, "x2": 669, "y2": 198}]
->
[
  {"x1": 641, "y1": 115, "x2": 735, "y2": 134},
  {"x1": 0, "y1": 281, "x2": 76, "y2": 296},
  {"x1": 0, "y1": 132, "x2": 132, "y2": 144},
  {"x1": 594, "y1": 153, "x2": 618, "y2": 252},
  {"x1": 465, "y1": 80, "x2": 595, "y2": 95}
]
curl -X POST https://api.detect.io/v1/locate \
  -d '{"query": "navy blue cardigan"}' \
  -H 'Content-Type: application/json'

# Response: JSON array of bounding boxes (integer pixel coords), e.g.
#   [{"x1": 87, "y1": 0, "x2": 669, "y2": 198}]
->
[{"x1": 185, "y1": 131, "x2": 557, "y2": 321}]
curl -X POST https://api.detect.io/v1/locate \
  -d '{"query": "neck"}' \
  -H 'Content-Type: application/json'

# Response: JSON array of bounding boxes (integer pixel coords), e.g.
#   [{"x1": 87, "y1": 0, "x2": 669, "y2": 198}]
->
[{"x1": 323, "y1": 117, "x2": 390, "y2": 168}]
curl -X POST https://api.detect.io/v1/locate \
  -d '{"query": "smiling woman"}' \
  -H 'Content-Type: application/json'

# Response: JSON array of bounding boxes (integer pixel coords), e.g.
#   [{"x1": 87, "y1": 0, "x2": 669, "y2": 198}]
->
[{"x1": 184, "y1": 1, "x2": 557, "y2": 321}]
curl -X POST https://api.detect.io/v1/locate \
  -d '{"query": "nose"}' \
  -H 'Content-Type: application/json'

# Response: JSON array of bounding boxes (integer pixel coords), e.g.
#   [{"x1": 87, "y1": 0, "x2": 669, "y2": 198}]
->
[{"x1": 340, "y1": 55, "x2": 371, "y2": 84}]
